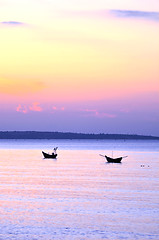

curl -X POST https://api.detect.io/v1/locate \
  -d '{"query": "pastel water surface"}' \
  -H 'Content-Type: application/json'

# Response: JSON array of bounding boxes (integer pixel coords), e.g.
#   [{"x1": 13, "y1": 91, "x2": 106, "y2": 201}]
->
[{"x1": 0, "y1": 139, "x2": 159, "y2": 240}]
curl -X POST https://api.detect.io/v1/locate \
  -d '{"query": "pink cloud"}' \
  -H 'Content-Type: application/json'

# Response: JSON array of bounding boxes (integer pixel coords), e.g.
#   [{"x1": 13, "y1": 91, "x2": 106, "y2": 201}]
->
[
  {"x1": 16, "y1": 104, "x2": 27, "y2": 114},
  {"x1": 29, "y1": 102, "x2": 42, "y2": 112}
]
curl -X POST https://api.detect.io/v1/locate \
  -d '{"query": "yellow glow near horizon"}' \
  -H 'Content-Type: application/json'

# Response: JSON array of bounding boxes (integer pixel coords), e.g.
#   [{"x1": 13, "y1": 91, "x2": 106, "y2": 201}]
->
[{"x1": 0, "y1": 1, "x2": 159, "y2": 103}]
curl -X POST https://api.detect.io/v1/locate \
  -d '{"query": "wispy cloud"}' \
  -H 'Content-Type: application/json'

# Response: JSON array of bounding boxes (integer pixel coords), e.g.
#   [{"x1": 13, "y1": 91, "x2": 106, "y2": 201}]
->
[
  {"x1": 81, "y1": 109, "x2": 116, "y2": 118},
  {"x1": 81, "y1": 109, "x2": 98, "y2": 116},
  {"x1": 52, "y1": 106, "x2": 65, "y2": 112},
  {"x1": 65, "y1": 9, "x2": 159, "y2": 22},
  {"x1": 1, "y1": 21, "x2": 25, "y2": 26},
  {"x1": 101, "y1": 113, "x2": 116, "y2": 118},
  {"x1": 110, "y1": 10, "x2": 159, "y2": 21}
]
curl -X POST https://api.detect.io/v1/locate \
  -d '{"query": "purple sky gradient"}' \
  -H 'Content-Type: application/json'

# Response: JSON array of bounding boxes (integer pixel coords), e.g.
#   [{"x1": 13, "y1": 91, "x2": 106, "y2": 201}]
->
[{"x1": 0, "y1": 92, "x2": 159, "y2": 136}]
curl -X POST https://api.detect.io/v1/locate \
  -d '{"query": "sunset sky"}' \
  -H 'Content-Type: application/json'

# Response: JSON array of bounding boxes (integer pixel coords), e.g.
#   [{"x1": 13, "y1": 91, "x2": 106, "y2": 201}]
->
[{"x1": 0, "y1": 0, "x2": 159, "y2": 136}]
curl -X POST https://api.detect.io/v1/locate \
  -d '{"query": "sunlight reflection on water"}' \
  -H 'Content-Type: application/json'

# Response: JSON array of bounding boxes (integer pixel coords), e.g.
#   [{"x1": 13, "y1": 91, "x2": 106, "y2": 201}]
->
[{"x1": 0, "y1": 140, "x2": 159, "y2": 239}]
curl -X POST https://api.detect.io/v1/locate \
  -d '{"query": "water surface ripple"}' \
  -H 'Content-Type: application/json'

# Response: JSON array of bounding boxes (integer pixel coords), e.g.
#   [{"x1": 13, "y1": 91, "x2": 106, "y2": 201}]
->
[{"x1": 0, "y1": 140, "x2": 159, "y2": 239}]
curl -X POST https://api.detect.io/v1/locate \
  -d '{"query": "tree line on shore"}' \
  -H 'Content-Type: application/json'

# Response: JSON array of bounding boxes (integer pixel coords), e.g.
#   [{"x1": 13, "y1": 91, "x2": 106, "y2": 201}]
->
[{"x1": 0, "y1": 131, "x2": 158, "y2": 140}]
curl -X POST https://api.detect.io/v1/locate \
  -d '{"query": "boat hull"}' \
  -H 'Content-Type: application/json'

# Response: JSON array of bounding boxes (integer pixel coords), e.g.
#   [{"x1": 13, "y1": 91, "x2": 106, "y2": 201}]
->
[
  {"x1": 105, "y1": 156, "x2": 122, "y2": 163},
  {"x1": 42, "y1": 151, "x2": 57, "y2": 159}
]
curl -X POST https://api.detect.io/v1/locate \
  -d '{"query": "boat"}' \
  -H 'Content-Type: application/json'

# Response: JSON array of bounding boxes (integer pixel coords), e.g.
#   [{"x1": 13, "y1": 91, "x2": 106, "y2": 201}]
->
[
  {"x1": 105, "y1": 155, "x2": 122, "y2": 163},
  {"x1": 42, "y1": 151, "x2": 57, "y2": 159},
  {"x1": 100, "y1": 154, "x2": 128, "y2": 163},
  {"x1": 42, "y1": 147, "x2": 58, "y2": 159}
]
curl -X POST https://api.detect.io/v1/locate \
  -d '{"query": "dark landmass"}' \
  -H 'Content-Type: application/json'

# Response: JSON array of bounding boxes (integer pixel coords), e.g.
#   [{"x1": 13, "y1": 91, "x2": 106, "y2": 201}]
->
[{"x1": 0, "y1": 131, "x2": 159, "y2": 140}]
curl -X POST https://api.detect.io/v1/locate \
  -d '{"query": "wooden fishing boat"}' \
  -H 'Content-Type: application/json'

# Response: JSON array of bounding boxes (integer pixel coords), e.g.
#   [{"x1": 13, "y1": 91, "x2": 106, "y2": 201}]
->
[
  {"x1": 105, "y1": 155, "x2": 122, "y2": 163},
  {"x1": 100, "y1": 154, "x2": 128, "y2": 163},
  {"x1": 42, "y1": 151, "x2": 57, "y2": 159}
]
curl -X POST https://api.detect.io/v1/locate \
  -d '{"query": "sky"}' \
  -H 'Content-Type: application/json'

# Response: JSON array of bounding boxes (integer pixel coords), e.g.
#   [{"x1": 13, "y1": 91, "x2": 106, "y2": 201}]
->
[{"x1": 0, "y1": 0, "x2": 159, "y2": 136}]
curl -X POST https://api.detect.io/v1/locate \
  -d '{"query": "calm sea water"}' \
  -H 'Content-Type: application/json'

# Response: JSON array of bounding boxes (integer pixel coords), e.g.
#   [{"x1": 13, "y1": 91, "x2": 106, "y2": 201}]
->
[{"x1": 0, "y1": 139, "x2": 159, "y2": 240}]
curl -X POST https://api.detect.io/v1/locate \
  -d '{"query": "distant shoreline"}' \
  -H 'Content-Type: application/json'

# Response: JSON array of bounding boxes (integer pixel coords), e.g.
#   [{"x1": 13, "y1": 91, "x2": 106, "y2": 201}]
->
[{"x1": 0, "y1": 131, "x2": 159, "y2": 140}]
